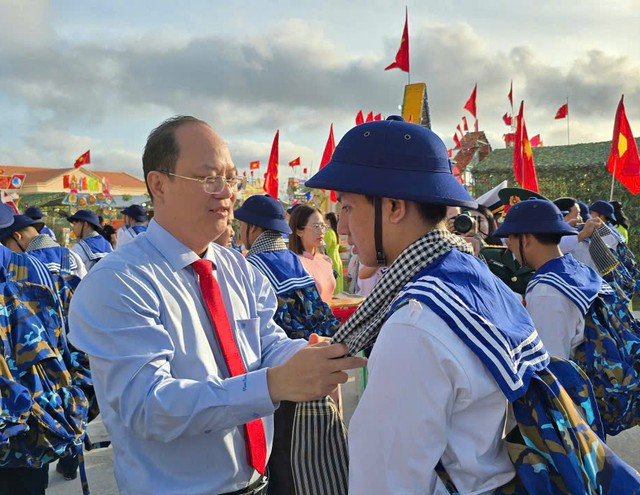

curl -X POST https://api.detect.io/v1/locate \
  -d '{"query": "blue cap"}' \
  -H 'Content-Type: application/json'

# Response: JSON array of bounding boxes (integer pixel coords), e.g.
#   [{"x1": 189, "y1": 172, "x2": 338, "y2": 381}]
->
[
  {"x1": 589, "y1": 200, "x2": 616, "y2": 221},
  {"x1": 121, "y1": 204, "x2": 147, "y2": 222},
  {"x1": 0, "y1": 215, "x2": 44, "y2": 242},
  {"x1": 577, "y1": 201, "x2": 590, "y2": 220},
  {"x1": 305, "y1": 116, "x2": 476, "y2": 208},
  {"x1": 67, "y1": 209, "x2": 102, "y2": 231},
  {"x1": 493, "y1": 198, "x2": 578, "y2": 237},
  {"x1": 24, "y1": 206, "x2": 45, "y2": 219},
  {"x1": 235, "y1": 195, "x2": 292, "y2": 234}
]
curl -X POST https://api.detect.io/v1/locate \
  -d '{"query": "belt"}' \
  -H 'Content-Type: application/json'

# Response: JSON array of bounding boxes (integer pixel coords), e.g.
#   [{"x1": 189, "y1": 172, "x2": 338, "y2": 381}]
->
[{"x1": 221, "y1": 476, "x2": 268, "y2": 495}]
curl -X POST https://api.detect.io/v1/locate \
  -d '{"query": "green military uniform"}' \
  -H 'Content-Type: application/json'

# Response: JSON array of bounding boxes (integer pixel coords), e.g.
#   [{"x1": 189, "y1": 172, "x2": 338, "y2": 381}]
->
[{"x1": 479, "y1": 244, "x2": 534, "y2": 295}]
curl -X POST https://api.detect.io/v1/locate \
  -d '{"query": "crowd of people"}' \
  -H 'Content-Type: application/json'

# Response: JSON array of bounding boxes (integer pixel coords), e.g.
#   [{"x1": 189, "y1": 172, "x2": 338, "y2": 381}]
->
[{"x1": 1, "y1": 114, "x2": 639, "y2": 495}]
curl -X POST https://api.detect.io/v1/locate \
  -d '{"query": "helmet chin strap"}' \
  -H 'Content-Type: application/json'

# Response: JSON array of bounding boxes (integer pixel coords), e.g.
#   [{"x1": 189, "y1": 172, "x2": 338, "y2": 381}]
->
[
  {"x1": 245, "y1": 224, "x2": 252, "y2": 250},
  {"x1": 374, "y1": 197, "x2": 386, "y2": 266},
  {"x1": 518, "y1": 234, "x2": 528, "y2": 268}
]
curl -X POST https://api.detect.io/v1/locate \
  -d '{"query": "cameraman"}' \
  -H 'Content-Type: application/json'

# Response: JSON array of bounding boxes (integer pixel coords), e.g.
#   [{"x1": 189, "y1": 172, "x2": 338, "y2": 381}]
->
[{"x1": 447, "y1": 206, "x2": 499, "y2": 256}]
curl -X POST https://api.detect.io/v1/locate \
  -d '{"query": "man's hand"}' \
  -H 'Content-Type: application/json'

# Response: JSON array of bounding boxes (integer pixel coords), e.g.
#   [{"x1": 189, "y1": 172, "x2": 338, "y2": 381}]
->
[
  {"x1": 266, "y1": 341, "x2": 367, "y2": 402},
  {"x1": 578, "y1": 217, "x2": 603, "y2": 240}
]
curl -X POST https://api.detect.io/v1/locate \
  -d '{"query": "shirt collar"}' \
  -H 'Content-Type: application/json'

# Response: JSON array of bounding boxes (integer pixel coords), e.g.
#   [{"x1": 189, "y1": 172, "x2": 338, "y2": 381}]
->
[{"x1": 145, "y1": 219, "x2": 219, "y2": 271}]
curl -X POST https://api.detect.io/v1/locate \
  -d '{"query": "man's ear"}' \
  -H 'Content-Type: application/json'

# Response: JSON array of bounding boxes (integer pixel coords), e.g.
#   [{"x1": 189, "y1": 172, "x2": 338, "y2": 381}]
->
[
  {"x1": 385, "y1": 198, "x2": 408, "y2": 225},
  {"x1": 146, "y1": 172, "x2": 166, "y2": 205}
]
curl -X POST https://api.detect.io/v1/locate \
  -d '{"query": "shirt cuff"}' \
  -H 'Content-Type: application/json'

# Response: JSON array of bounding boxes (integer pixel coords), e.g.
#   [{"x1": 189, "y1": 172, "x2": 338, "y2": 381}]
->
[{"x1": 225, "y1": 368, "x2": 276, "y2": 424}]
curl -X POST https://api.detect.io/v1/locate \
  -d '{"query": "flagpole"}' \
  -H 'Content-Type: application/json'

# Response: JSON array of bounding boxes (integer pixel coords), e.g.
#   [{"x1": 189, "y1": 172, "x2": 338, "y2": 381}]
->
[
  {"x1": 609, "y1": 159, "x2": 617, "y2": 201},
  {"x1": 566, "y1": 96, "x2": 570, "y2": 145}
]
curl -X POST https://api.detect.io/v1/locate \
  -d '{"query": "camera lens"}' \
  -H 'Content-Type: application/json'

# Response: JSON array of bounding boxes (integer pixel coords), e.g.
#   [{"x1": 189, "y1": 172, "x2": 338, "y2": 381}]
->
[{"x1": 453, "y1": 213, "x2": 474, "y2": 234}]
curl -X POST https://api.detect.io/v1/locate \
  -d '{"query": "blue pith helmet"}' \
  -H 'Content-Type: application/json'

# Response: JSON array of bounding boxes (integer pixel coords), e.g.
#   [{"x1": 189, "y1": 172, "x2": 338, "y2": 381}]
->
[
  {"x1": 494, "y1": 198, "x2": 578, "y2": 237},
  {"x1": 589, "y1": 200, "x2": 616, "y2": 221},
  {"x1": 0, "y1": 203, "x2": 16, "y2": 229},
  {"x1": 121, "y1": 204, "x2": 147, "y2": 222},
  {"x1": 67, "y1": 209, "x2": 103, "y2": 231},
  {"x1": 0, "y1": 215, "x2": 44, "y2": 242},
  {"x1": 234, "y1": 195, "x2": 292, "y2": 235},
  {"x1": 305, "y1": 116, "x2": 476, "y2": 208},
  {"x1": 24, "y1": 206, "x2": 45, "y2": 220}
]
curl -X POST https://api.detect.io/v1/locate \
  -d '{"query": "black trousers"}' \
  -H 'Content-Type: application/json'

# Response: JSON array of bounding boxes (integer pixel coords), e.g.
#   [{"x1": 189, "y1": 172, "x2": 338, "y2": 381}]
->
[
  {"x1": 0, "y1": 465, "x2": 49, "y2": 495},
  {"x1": 266, "y1": 400, "x2": 297, "y2": 495}
]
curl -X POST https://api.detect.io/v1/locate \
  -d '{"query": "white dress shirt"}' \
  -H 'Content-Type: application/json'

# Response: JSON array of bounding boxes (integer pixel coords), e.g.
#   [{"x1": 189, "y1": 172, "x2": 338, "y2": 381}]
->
[
  {"x1": 348, "y1": 299, "x2": 515, "y2": 495},
  {"x1": 68, "y1": 219, "x2": 306, "y2": 495},
  {"x1": 525, "y1": 283, "x2": 585, "y2": 359}
]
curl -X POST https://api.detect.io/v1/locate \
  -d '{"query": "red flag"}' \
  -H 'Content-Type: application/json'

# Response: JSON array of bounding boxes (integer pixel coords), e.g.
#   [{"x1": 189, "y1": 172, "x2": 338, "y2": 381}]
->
[
  {"x1": 365, "y1": 111, "x2": 374, "y2": 123},
  {"x1": 606, "y1": 95, "x2": 640, "y2": 195},
  {"x1": 462, "y1": 116, "x2": 469, "y2": 132},
  {"x1": 249, "y1": 160, "x2": 260, "y2": 170},
  {"x1": 453, "y1": 133, "x2": 461, "y2": 149},
  {"x1": 456, "y1": 124, "x2": 463, "y2": 137},
  {"x1": 355, "y1": 110, "x2": 364, "y2": 125},
  {"x1": 555, "y1": 103, "x2": 568, "y2": 120},
  {"x1": 303, "y1": 168, "x2": 308, "y2": 175},
  {"x1": 243, "y1": 170, "x2": 247, "y2": 177},
  {"x1": 504, "y1": 132, "x2": 516, "y2": 146},
  {"x1": 384, "y1": 8, "x2": 409, "y2": 72},
  {"x1": 320, "y1": 124, "x2": 337, "y2": 202},
  {"x1": 464, "y1": 84, "x2": 477, "y2": 118},
  {"x1": 374, "y1": 113, "x2": 382, "y2": 121},
  {"x1": 289, "y1": 157, "x2": 301, "y2": 167},
  {"x1": 263, "y1": 130, "x2": 279, "y2": 199},
  {"x1": 530, "y1": 134, "x2": 543, "y2": 147},
  {"x1": 63, "y1": 175, "x2": 70, "y2": 189},
  {"x1": 447, "y1": 149, "x2": 453, "y2": 158},
  {"x1": 74, "y1": 150, "x2": 91, "y2": 168},
  {"x1": 502, "y1": 113, "x2": 513, "y2": 126},
  {"x1": 508, "y1": 81, "x2": 513, "y2": 108},
  {"x1": 452, "y1": 165, "x2": 464, "y2": 185},
  {"x1": 513, "y1": 101, "x2": 539, "y2": 192}
]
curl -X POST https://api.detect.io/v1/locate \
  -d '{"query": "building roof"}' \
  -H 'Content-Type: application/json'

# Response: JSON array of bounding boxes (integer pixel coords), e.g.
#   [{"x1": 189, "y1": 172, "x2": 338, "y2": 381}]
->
[
  {"x1": 475, "y1": 138, "x2": 640, "y2": 172},
  {"x1": 0, "y1": 165, "x2": 146, "y2": 195}
]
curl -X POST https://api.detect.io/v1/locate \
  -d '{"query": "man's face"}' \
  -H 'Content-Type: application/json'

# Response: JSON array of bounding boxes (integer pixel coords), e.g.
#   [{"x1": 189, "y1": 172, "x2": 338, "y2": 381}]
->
[
  {"x1": 506, "y1": 234, "x2": 523, "y2": 264},
  {"x1": 337, "y1": 192, "x2": 376, "y2": 266},
  {"x1": 564, "y1": 204, "x2": 581, "y2": 227},
  {"x1": 160, "y1": 123, "x2": 236, "y2": 251}
]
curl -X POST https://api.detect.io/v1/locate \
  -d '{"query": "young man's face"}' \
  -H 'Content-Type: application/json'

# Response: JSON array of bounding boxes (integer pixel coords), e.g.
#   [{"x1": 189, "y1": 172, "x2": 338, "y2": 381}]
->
[
  {"x1": 564, "y1": 204, "x2": 581, "y2": 227},
  {"x1": 337, "y1": 192, "x2": 376, "y2": 267}
]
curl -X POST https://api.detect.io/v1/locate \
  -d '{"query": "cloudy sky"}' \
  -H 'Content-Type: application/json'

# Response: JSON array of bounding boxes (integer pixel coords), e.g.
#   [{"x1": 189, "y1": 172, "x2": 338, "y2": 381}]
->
[{"x1": 2, "y1": 0, "x2": 639, "y2": 183}]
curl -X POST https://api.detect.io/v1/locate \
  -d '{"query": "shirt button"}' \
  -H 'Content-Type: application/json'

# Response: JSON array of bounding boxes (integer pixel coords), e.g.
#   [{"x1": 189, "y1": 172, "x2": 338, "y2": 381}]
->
[{"x1": 511, "y1": 276, "x2": 518, "y2": 282}]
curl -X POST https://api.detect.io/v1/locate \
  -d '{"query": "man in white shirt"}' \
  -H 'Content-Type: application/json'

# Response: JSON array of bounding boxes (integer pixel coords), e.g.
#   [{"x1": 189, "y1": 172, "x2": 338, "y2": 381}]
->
[
  {"x1": 305, "y1": 116, "x2": 549, "y2": 494},
  {"x1": 68, "y1": 116, "x2": 365, "y2": 495}
]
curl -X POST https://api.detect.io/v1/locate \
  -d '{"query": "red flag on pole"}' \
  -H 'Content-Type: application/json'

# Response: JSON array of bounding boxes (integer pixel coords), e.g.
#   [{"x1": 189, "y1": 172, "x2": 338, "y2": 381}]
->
[
  {"x1": 365, "y1": 111, "x2": 374, "y2": 123},
  {"x1": 456, "y1": 124, "x2": 463, "y2": 136},
  {"x1": 462, "y1": 116, "x2": 469, "y2": 132},
  {"x1": 320, "y1": 124, "x2": 337, "y2": 202},
  {"x1": 249, "y1": 160, "x2": 260, "y2": 170},
  {"x1": 263, "y1": 130, "x2": 279, "y2": 199},
  {"x1": 513, "y1": 101, "x2": 539, "y2": 192},
  {"x1": 384, "y1": 8, "x2": 409, "y2": 72},
  {"x1": 508, "y1": 81, "x2": 513, "y2": 108},
  {"x1": 606, "y1": 95, "x2": 640, "y2": 195},
  {"x1": 289, "y1": 157, "x2": 301, "y2": 167},
  {"x1": 464, "y1": 84, "x2": 477, "y2": 118},
  {"x1": 74, "y1": 150, "x2": 91, "y2": 168},
  {"x1": 555, "y1": 103, "x2": 569, "y2": 120},
  {"x1": 530, "y1": 134, "x2": 543, "y2": 148},
  {"x1": 453, "y1": 134, "x2": 461, "y2": 149},
  {"x1": 374, "y1": 113, "x2": 382, "y2": 121},
  {"x1": 502, "y1": 113, "x2": 513, "y2": 126},
  {"x1": 355, "y1": 110, "x2": 364, "y2": 125}
]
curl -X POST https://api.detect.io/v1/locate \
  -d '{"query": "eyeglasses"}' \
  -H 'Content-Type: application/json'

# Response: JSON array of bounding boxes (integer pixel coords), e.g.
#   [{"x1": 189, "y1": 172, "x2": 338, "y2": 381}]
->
[
  {"x1": 165, "y1": 172, "x2": 247, "y2": 194},
  {"x1": 305, "y1": 223, "x2": 328, "y2": 234}
]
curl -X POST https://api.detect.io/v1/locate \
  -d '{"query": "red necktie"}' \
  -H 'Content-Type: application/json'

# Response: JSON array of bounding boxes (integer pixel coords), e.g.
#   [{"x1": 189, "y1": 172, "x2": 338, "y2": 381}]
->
[{"x1": 191, "y1": 259, "x2": 267, "y2": 475}]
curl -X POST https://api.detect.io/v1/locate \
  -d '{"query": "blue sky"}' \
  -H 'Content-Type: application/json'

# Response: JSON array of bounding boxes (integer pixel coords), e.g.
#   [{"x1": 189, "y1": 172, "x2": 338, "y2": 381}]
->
[{"x1": 1, "y1": 0, "x2": 639, "y2": 181}]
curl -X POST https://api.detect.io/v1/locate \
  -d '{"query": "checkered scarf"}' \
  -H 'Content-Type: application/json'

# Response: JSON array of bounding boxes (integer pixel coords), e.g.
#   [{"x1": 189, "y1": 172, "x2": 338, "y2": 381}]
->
[
  {"x1": 292, "y1": 230, "x2": 472, "y2": 494},
  {"x1": 332, "y1": 229, "x2": 474, "y2": 354},
  {"x1": 246, "y1": 230, "x2": 287, "y2": 257},
  {"x1": 589, "y1": 224, "x2": 619, "y2": 275}
]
